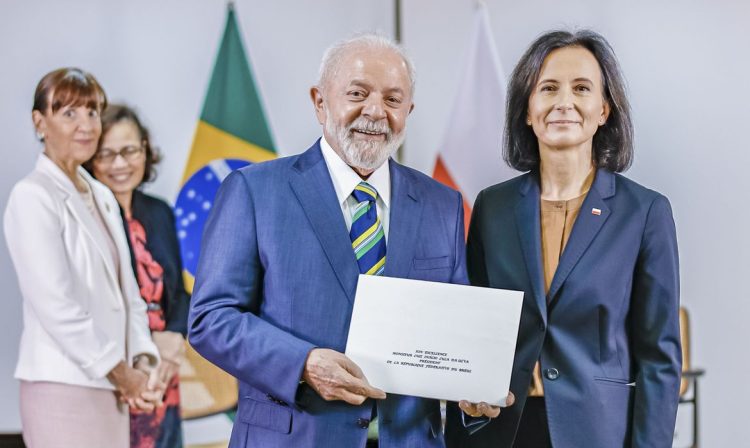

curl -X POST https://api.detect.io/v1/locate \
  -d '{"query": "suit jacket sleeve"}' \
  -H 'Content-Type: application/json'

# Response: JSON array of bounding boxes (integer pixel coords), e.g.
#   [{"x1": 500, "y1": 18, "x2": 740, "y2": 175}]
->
[
  {"x1": 188, "y1": 171, "x2": 315, "y2": 406},
  {"x1": 630, "y1": 194, "x2": 682, "y2": 447},
  {"x1": 4, "y1": 181, "x2": 122, "y2": 379}
]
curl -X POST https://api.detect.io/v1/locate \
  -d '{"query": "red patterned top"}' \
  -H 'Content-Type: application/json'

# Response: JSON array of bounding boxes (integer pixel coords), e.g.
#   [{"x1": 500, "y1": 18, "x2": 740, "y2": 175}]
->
[
  {"x1": 128, "y1": 218, "x2": 166, "y2": 331},
  {"x1": 127, "y1": 217, "x2": 181, "y2": 448}
]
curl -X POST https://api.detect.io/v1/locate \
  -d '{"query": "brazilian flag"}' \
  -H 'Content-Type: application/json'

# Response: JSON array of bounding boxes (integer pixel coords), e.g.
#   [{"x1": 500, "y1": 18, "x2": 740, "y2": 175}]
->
[{"x1": 175, "y1": 4, "x2": 276, "y2": 292}]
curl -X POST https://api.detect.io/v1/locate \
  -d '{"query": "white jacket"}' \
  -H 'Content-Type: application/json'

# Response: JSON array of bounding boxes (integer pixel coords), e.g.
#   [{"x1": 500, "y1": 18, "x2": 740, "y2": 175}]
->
[{"x1": 4, "y1": 154, "x2": 159, "y2": 390}]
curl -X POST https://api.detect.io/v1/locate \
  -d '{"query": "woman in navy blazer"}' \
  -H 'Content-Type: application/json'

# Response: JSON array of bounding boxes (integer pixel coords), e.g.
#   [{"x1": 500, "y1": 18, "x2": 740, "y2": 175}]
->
[
  {"x1": 446, "y1": 31, "x2": 681, "y2": 448},
  {"x1": 86, "y1": 104, "x2": 189, "y2": 448}
]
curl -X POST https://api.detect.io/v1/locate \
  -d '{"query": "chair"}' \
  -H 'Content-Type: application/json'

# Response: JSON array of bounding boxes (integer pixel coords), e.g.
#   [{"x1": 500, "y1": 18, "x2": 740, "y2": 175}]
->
[
  {"x1": 678, "y1": 306, "x2": 705, "y2": 448},
  {"x1": 180, "y1": 341, "x2": 238, "y2": 448}
]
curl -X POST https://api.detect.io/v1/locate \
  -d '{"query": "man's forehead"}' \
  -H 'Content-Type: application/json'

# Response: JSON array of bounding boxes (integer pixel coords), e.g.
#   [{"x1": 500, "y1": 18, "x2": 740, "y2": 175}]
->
[{"x1": 332, "y1": 47, "x2": 411, "y2": 86}]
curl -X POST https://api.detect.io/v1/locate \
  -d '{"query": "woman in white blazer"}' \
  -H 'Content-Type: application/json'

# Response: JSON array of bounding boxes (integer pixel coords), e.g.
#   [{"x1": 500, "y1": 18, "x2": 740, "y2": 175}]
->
[{"x1": 3, "y1": 68, "x2": 162, "y2": 448}]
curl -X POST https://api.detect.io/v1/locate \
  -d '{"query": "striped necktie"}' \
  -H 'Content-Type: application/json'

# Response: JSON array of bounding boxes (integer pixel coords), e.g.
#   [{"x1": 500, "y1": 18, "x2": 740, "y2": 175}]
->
[{"x1": 350, "y1": 181, "x2": 386, "y2": 275}]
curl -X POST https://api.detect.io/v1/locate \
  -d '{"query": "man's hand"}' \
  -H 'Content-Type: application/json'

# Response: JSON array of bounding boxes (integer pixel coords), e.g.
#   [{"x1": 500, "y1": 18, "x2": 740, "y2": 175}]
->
[
  {"x1": 459, "y1": 392, "x2": 515, "y2": 418},
  {"x1": 302, "y1": 348, "x2": 386, "y2": 405}
]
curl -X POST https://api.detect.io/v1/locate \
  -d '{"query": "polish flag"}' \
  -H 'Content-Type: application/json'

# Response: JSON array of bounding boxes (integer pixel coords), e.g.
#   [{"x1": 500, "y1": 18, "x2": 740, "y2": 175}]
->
[{"x1": 432, "y1": 5, "x2": 517, "y2": 236}]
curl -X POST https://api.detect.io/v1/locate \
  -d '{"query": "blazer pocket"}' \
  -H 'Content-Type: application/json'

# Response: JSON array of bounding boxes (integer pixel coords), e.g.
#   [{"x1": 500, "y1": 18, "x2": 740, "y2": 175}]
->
[
  {"x1": 237, "y1": 397, "x2": 292, "y2": 434},
  {"x1": 593, "y1": 376, "x2": 636, "y2": 389},
  {"x1": 412, "y1": 256, "x2": 451, "y2": 270}
]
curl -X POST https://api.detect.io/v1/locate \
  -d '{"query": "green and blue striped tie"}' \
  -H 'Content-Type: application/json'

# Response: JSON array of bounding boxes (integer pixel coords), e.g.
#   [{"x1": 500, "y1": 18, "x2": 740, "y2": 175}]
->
[{"x1": 350, "y1": 181, "x2": 386, "y2": 275}]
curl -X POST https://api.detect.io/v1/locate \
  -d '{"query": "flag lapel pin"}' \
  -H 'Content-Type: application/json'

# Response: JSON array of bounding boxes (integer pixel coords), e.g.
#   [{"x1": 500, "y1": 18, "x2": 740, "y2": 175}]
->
[{"x1": 591, "y1": 208, "x2": 602, "y2": 216}]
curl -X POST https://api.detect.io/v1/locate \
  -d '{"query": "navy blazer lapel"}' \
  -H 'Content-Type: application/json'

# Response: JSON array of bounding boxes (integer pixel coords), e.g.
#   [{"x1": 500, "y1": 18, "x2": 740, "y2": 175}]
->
[
  {"x1": 515, "y1": 173, "x2": 548, "y2": 324},
  {"x1": 547, "y1": 169, "x2": 615, "y2": 305},
  {"x1": 289, "y1": 142, "x2": 359, "y2": 301},
  {"x1": 383, "y1": 159, "x2": 422, "y2": 279}
]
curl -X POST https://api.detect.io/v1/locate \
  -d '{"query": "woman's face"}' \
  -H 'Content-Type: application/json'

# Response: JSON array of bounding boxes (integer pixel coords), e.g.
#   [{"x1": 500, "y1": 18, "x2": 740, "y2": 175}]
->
[
  {"x1": 33, "y1": 99, "x2": 102, "y2": 165},
  {"x1": 92, "y1": 120, "x2": 146, "y2": 197},
  {"x1": 527, "y1": 46, "x2": 610, "y2": 153}
]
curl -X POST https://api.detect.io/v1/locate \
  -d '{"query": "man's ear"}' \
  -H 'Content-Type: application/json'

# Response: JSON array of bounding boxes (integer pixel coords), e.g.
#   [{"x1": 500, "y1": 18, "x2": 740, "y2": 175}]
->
[{"x1": 310, "y1": 86, "x2": 326, "y2": 125}]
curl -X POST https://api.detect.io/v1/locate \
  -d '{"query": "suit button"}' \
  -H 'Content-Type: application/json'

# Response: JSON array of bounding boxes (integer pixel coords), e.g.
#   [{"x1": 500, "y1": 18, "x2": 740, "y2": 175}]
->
[
  {"x1": 545, "y1": 368, "x2": 559, "y2": 380},
  {"x1": 538, "y1": 322, "x2": 545, "y2": 332},
  {"x1": 356, "y1": 418, "x2": 370, "y2": 429}
]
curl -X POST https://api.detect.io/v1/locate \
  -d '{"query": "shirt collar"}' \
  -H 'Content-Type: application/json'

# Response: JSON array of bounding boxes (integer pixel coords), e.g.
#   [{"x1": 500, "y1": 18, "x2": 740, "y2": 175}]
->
[{"x1": 320, "y1": 135, "x2": 391, "y2": 208}]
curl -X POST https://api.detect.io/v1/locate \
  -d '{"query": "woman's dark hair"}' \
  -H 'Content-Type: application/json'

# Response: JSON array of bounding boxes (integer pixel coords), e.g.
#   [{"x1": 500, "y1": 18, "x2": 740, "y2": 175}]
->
[
  {"x1": 84, "y1": 104, "x2": 162, "y2": 184},
  {"x1": 33, "y1": 67, "x2": 107, "y2": 116},
  {"x1": 504, "y1": 29, "x2": 633, "y2": 172}
]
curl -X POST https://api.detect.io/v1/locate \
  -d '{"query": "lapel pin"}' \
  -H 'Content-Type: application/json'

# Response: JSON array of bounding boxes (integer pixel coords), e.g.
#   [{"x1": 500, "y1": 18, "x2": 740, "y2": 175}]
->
[{"x1": 591, "y1": 208, "x2": 601, "y2": 216}]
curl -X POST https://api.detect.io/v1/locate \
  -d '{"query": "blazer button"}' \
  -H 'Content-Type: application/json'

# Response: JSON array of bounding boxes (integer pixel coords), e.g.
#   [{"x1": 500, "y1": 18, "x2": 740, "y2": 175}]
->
[
  {"x1": 356, "y1": 418, "x2": 370, "y2": 429},
  {"x1": 538, "y1": 322, "x2": 545, "y2": 332},
  {"x1": 544, "y1": 368, "x2": 560, "y2": 380}
]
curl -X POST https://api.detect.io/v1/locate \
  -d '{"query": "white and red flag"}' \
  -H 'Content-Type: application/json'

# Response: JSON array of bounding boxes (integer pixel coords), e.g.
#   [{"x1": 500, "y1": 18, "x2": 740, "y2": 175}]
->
[{"x1": 432, "y1": 4, "x2": 517, "y2": 236}]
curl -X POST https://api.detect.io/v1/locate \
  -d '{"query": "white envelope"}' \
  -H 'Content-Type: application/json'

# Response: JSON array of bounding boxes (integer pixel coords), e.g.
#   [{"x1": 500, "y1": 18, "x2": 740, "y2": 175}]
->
[{"x1": 345, "y1": 275, "x2": 523, "y2": 406}]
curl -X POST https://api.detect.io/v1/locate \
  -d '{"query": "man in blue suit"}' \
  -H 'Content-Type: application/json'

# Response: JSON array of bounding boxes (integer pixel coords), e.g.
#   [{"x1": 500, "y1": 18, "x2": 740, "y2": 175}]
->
[{"x1": 188, "y1": 34, "x2": 498, "y2": 447}]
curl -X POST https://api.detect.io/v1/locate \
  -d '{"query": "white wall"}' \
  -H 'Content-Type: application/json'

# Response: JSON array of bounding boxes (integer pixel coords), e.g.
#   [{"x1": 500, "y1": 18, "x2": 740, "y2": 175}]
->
[{"x1": 1, "y1": 1, "x2": 747, "y2": 445}]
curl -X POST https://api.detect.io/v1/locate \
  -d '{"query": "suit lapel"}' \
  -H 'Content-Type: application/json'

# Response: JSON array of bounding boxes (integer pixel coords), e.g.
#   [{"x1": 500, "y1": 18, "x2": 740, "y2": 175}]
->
[
  {"x1": 87, "y1": 170, "x2": 134, "y2": 296},
  {"x1": 37, "y1": 156, "x2": 120, "y2": 296},
  {"x1": 547, "y1": 169, "x2": 615, "y2": 305},
  {"x1": 383, "y1": 160, "x2": 422, "y2": 279},
  {"x1": 289, "y1": 143, "x2": 359, "y2": 301},
  {"x1": 515, "y1": 173, "x2": 548, "y2": 324}
]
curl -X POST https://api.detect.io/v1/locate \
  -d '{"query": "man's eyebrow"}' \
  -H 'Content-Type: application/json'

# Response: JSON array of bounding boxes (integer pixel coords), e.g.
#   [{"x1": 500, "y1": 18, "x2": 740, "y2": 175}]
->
[{"x1": 348, "y1": 80, "x2": 372, "y2": 89}]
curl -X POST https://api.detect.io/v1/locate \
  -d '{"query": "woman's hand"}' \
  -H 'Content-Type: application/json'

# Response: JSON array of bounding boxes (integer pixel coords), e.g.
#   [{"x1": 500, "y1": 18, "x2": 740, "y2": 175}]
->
[
  {"x1": 133, "y1": 355, "x2": 166, "y2": 411},
  {"x1": 107, "y1": 360, "x2": 157, "y2": 412},
  {"x1": 459, "y1": 392, "x2": 515, "y2": 418},
  {"x1": 151, "y1": 331, "x2": 185, "y2": 384}
]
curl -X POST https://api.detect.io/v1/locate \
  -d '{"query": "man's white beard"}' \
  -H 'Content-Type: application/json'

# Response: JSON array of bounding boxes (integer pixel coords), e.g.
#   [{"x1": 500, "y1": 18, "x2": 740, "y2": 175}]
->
[{"x1": 326, "y1": 115, "x2": 406, "y2": 171}]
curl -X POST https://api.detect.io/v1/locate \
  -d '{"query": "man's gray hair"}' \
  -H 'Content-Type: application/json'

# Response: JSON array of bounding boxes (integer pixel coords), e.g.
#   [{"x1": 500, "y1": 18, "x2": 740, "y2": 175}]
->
[{"x1": 317, "y1": 33, "x2": 416, "y2": 94}]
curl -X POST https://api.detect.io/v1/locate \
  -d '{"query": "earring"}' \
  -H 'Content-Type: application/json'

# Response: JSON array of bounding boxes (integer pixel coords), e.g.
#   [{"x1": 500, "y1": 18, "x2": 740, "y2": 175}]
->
[
  {"x1": 36, "y1": 132, "x2": 45, "y2": 141},
  {"x1": 526, "y1": 119, "x2": 532, "y2": 126}
]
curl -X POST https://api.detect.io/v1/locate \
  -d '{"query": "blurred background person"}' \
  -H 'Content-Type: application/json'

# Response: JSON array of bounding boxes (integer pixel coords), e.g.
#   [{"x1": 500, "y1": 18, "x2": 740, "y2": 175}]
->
[
  {"x1": 86, "y1": 104, "x2": 189, "y2": 448},
  {"x1": 446, "y1": 30, "x2": 681, "y2": 447},
  {"x1": 3, "y1": 68, "x2": 162, "y2": 448}
]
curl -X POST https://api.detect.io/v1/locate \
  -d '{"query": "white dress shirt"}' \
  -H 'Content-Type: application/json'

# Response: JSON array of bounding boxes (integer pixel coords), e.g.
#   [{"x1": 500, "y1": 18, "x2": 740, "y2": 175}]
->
[{"x1": 320, "y1": 136, "x2": 391, "y2": 241}]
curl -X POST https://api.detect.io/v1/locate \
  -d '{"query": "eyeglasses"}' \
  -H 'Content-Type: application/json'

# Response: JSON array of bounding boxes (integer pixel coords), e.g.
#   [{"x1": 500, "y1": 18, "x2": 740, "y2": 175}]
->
[{"x1": 94, "y1": 145, "x2": 145, "y2": 164}]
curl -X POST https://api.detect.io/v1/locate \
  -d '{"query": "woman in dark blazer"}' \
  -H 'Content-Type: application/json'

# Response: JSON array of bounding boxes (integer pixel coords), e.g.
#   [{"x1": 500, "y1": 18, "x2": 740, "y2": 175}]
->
[
  {"x1": 85, "y1": 104, "x2": 189, "y2": 448},
  {"x1": 446, "y1": 30, "x2": 681, "y2": 448}
]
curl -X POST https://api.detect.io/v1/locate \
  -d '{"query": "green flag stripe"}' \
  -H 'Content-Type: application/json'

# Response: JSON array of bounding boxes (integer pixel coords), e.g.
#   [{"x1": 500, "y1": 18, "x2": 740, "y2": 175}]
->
[{"x1": 201, "y1": 8, "x2": 275, "y2": 152}]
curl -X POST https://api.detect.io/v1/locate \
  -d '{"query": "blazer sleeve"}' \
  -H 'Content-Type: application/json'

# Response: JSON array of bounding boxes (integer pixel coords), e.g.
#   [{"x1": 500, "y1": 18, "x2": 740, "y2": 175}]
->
[
  {"x1": 123, "y1": 261, "x2": 160, "y2": 366},
  {"x1": 450, "y1": 190, "x2": 469, "y2": 286},
  {"x1": 188, "y1": 171, "x2": 315, "y2": 406},
  {"x1": 446, "y1": 189, "x2": 491, "y2": 436},
  {"x1": 3, "y1": 181, "x2": 122, "y2": 379},
  {"x1": 159, "y1": 200, "x2": 190, "y2": 335},
  {"x1": 630, "y1": 194, "x2": 682, "y2": 447},
  {"x1": 466, "y1": 189, "x2": 490, "y2": 287},
  {"x1": 102, "y1": 188, "x2": 159, "y2": 366}
]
